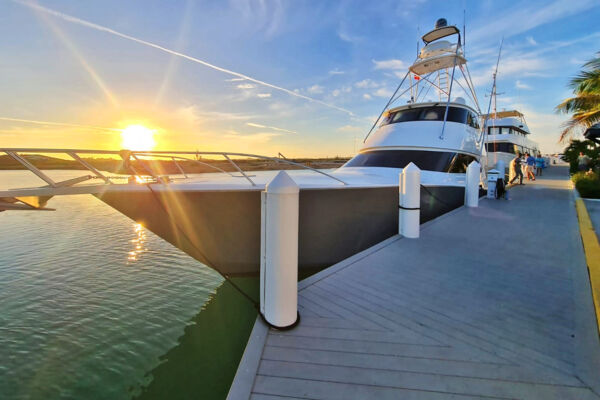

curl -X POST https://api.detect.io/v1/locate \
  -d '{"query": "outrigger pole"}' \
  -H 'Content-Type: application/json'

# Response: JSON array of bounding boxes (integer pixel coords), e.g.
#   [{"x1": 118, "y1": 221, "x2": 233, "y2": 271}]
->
[{"x1": 479, "y1": 38, "x2": 504, "y2": 147}]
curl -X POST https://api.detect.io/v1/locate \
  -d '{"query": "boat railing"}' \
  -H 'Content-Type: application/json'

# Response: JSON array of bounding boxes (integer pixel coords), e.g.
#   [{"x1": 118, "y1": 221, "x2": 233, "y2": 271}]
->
[{"x1": 0, "y1": 148, "x2": 347, "y2": 190}]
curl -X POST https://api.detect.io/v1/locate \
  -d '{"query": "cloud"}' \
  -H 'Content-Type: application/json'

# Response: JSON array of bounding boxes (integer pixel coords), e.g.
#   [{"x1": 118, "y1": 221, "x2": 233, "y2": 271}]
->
[
  {"x1": 363, "y1": 94, "x2": 372, "y2": 100},
  {"x1": 497, "y1": 96, "x2": 518, "y2": 106},
  {"x1": 570, "y1": 57, "x2": 586, "y2": 66},
  {"x1": 373, "y1": 87, "x2": 393, "y2": 98},
  {"x1": 355, "y1": 79, "x2": 379, "y2": 89},
  {"x1": 509, "y1": 104, "x2": 569, "y2": 153},
  {"x1": 469, "y1": 0, "x2": 598, "y2": 43},
  {"x1": 307, "y1": 84, "x2": 324, "y2": 94},
  {"x1": 515, "y1": 80, "x2": 532, "y2": 90},
  {"x1": 469, "y1": 55, "x2": 548, "y2": 87},
  {"x1": 257, "y1": 93, "x2": 271, "y2": 98},
  {"x1": 329, "y1": 68, "x2": 345, "y2": 75},
  {"x1": 337, "y1": 22, "x2": 363, "y2": 44},
  {"x1": 223, "y1": 130, "x2": 282, "y2": 143},
  {"x1": 246, "y1": 122, "x2": 296, "y2": 134},
  {"x1": 372, "y1": 59, "x2": 406, "y2": 70},
  {"x1": 188, "y1": 109, "x2": 257, "y2": 121},
  {"x1": 331, "y1": 86, "x2": 351, "y2": 97},
  {"x1": 226, "y1": 78, "x2": 246, "y2": 82},
  {"x1": 228, "y1": 0, "x2": 286, "y2": 38},
  {"x1": 175, "y1": 106, "x2": 203, "y2": 125},
  {"x1": 237, "y1": 83, "x2": 256, "y2": 90},
  {"x1": 336, "y1": 124, "x2": 363, "y2": 133},
  {"x1": 526, "y1": 36, "x2": 537, "y2": 46},
  {"x1": 0, "y1": 116, "x2": 118, "y2": 132}
]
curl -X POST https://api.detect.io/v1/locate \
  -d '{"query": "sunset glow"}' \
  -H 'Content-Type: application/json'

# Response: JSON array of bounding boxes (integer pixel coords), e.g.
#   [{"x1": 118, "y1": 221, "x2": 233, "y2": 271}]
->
[
  {"x1": 120, "y1": 125, "x2": 156, "y2": 151},
  {"x1": 1, "y1": 1, "x2": 598, "y2": 155}
]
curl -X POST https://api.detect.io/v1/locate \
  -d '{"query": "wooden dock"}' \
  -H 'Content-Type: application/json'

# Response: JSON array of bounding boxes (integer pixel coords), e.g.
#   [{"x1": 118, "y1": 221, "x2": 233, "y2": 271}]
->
[{"x1": 229, "y1": 166, "x2": 600, "y2": 400}]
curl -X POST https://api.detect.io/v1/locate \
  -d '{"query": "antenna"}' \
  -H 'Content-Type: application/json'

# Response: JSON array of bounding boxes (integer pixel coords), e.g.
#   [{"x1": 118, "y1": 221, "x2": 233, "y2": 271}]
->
[
  {"x1": 491, "y1": 38, "x2": 503, "y2": 117},
  {"x1": 463, "y1": 10, "x2": 466, "y2": 52},
  {"x1": 478, "y1": 38, "x2": 504, "y2": 147},
  {"x1": 416, "y1": 26, "x2": 420, "y2": 58}
]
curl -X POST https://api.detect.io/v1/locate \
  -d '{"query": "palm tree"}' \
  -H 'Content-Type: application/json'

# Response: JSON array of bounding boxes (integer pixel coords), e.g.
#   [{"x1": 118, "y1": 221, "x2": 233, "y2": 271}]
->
[{"x1": 556, "y1": 53, "x2": 600, "y2": 142}]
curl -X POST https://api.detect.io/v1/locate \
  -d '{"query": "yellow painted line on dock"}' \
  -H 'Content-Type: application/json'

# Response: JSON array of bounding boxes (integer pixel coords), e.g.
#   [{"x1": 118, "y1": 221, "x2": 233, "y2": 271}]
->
[{"x1": 576, "y1": 198, "x2": 600, "y2": 335}]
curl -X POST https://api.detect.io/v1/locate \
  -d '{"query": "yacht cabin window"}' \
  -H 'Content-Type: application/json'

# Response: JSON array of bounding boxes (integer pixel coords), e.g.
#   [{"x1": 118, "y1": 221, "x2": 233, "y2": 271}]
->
[
  {"x1": 344, "y1": 150, "x2": 477, "y2": 173},
  {"x1": 485, "y1": 143, "x2": 516, "y2": 153},
  {"x1": 380, "y1": 106, "x2": 478, "y2": 129}
]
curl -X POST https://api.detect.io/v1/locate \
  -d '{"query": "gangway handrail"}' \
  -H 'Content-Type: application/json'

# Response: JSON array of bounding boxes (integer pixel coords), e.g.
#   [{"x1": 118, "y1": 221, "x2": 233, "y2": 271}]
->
[{"x1": 0, "y1": 148, "x2": 348, "y2": 187}]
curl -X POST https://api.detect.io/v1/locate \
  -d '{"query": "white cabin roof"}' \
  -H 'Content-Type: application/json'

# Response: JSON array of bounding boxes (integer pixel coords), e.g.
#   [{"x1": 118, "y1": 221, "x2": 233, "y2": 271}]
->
[
  {"x1": 422, "y1": 25, "x2": 460, "y2": 44},
  {"x1": 484, "y1": 117, "x2": 530, "y2": 134},
  {"x1": 482, "y1": 110, "x2": 523, "y2": 119}
]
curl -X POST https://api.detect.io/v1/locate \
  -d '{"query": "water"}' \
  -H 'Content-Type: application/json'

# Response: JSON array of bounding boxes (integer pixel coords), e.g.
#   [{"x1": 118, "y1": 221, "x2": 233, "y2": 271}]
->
[{"x1": 0, "y1": 171, "x2": 240, "y2": 399}]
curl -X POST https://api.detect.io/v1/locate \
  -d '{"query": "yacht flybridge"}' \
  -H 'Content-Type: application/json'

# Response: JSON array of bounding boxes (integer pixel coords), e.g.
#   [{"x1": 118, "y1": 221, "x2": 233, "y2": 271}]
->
[{"x1": 0, "y1": 19, "x2": 487, "y2": 277}]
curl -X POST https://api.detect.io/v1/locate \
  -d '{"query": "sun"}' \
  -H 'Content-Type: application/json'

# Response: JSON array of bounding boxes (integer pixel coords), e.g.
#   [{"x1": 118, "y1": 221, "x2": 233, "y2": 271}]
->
[{"x1": 120, "y1": 125, "x2": 156, "y2": 151}]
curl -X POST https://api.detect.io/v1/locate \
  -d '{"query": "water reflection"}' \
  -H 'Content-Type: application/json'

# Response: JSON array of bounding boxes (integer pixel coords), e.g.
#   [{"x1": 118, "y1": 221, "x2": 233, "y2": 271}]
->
[
  {"x1": 128, "y1": 223, "x2": 148, "y2": 263},
  {"x1": 134, "y1": 278, "x2": 258, "y2": 400}
]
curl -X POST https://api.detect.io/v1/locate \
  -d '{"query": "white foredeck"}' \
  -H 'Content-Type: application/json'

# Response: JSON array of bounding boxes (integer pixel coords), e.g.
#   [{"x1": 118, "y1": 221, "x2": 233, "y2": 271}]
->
[{"x1": 229, "y1": 166, "x2": 600, "y2": 400}]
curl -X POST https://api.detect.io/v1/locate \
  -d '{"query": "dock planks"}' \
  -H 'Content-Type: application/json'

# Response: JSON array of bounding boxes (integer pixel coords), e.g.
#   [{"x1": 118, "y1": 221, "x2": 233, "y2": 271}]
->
[{"x1": 229, "y1": 166, "x2": 600, "y2": 400}]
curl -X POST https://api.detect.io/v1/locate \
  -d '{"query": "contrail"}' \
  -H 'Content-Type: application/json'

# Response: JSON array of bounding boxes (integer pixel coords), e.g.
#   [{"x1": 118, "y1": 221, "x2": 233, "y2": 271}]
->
[
  {"x1": 14, "y1": 0, "x2": 354, "y2": 116},
  {"x1": 0, "y1": 116, "x2": 120, "y2": 132}
]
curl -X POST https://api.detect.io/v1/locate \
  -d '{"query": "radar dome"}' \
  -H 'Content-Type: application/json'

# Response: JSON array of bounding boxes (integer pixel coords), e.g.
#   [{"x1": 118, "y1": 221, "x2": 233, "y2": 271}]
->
[
  {"x1": 453, "y1": 97, "x2": 466, "y2": 105},
  {"x1": 435, "y1": 18, "x2": 448, "y2": 29}
]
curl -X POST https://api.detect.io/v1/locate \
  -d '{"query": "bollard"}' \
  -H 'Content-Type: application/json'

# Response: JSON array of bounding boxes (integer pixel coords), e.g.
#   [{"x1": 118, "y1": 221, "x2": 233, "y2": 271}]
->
[
  {"x1": 260, "y1": 171, "x2": 299, "y2": 329},
  {"x1": 399, "y1": 162, "x2": 420, "y2": 238},
  {"x1": 465, "y1": 160, "x2": 480, "y2": 207},
  {"x1": 487, "y1": 169, "x2": 500, "y2": 198}
]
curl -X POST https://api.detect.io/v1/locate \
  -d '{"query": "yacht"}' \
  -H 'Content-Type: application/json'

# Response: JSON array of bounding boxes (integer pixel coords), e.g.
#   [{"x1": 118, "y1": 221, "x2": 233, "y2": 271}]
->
[
  {"x1": 483, "y1": 110, "x2": 539, "y2": 176},
  {"x1": 0, "y1": 18, "x2": 486, "y2": 278}
]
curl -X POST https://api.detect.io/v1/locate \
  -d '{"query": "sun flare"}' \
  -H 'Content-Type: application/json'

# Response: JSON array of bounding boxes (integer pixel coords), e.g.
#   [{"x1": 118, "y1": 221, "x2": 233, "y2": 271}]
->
[{"x1": 120, "y1": 124, "x2": 156, "y2": 151}]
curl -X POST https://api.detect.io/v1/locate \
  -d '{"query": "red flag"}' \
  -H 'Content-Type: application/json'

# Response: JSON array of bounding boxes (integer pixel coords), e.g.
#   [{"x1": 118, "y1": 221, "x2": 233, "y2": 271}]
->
[{"x1": 414, "y1": 75, "x2": 421, "y2": 81}]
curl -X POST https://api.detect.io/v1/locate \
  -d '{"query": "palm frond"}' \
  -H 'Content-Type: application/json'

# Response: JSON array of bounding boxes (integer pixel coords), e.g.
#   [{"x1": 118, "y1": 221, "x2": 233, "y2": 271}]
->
[
  {"x1": 555, "y1": 94, "x2": 600, "y2": 114},
  {"x1": 569, "y1": 69, "x2": 600, "y2": 94},
  {"x1": 557, "y1": 52, "x2": 600, "y2": 143},
  {"x1": 582, "y1": 54, "x2": 600, "y2": 70},
  {"x1": 559, "y1": 108, "x2": 600, "y2": 142}
]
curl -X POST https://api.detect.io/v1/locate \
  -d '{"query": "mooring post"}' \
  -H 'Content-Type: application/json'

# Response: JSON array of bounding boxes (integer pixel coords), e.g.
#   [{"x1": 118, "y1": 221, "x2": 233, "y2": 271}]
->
[
  {"x1": 465, "y1": 160, "x2": 480, "y2": 207},
  {"x1": 260, "y1": 171, "x2": 299, "y2": 329},
  {"x1": 399, "y1": 162, "x2": 420, "y2": 238}
]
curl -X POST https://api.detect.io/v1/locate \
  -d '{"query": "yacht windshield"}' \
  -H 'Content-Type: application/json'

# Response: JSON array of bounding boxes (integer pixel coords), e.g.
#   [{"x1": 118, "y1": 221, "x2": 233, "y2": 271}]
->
[
  {"x1": 380, "y1": 106, "x2": 479, "y2": 129},
  {"x1": 344, "y1": 150, "x2": 477, "y2": 172}
]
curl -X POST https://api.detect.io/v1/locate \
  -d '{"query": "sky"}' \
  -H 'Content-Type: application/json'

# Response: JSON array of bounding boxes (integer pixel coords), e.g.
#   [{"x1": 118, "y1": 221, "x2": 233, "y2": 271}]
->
[{"x1": 1, "y1": 0, "x2": 599, "y2": 157}]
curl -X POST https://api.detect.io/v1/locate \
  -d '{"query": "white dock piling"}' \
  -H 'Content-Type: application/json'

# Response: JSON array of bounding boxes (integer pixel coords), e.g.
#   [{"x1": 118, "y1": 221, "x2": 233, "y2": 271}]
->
[
  {"x1": 399, "y1": 162, "x2": 420, "y2": 239},
  {"x1": 260, "y1": 171, "x2": 299, "y2": 329},
  {"x1": 465, "y1": 160, "x2": 480, "y2": 207}
]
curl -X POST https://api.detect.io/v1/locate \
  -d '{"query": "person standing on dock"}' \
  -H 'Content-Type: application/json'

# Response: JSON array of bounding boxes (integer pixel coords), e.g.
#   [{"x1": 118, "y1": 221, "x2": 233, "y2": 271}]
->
[
  {"x1": 578, "y1": 152, "x2": 590, "y2": 171},
  {"x1": 535, "y1": 153, "x2": 544, "y2": 176},
  {"x1": 526, "y1": 153, "x2": 536, "y2": 181},
  {"x1": 509, "y1": 152, "x2": 524, "y2": 185}
]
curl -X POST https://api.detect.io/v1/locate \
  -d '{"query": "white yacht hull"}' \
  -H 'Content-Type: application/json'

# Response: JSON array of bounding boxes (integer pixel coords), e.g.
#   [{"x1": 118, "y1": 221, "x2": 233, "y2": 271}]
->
[{"x1": 96, "y1": 181, "x2": 466, "y2": 276}]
